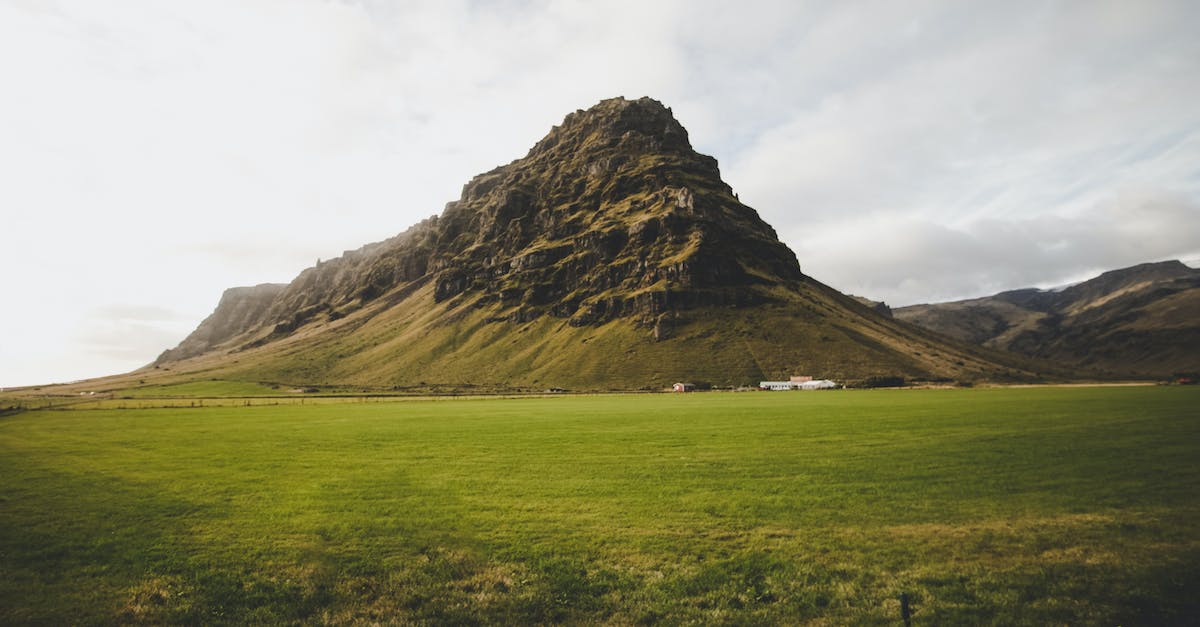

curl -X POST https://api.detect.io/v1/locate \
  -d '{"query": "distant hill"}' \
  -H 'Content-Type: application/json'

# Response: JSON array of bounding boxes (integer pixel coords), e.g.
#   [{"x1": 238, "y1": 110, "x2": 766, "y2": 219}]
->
[
  {"x1": 893, "y1": 261, "x2": 1200, "y2": 378},
  {"x1": 140, "y1": 97, "x2": 1037, "y2": 391}
]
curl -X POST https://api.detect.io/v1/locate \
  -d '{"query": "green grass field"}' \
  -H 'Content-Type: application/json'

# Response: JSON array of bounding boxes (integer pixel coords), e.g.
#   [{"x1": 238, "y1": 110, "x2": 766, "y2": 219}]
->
[{"x1": 1, "y1": 387, "x2": 1197, "y2": 624}]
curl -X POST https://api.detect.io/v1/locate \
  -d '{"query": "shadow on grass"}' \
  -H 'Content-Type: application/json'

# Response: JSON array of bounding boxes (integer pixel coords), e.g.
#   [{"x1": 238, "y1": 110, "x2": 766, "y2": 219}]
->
[
  {"x1": 0, "y1": 451, "x2": 638, "y2": 624},
  {"x1": 0, "y1": 453, "x2": 474, "y2": 624}
]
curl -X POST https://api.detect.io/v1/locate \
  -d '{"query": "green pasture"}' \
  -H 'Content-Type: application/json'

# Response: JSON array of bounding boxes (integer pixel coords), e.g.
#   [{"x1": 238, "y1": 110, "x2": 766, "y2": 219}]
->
[{"x1": 1, "y1": 387, "x2": 1197, "y2": 624}]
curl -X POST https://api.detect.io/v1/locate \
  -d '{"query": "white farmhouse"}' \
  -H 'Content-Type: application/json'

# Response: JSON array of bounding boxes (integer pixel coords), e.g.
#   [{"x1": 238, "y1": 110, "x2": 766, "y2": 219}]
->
[{"x1": 759, "y1": 379, "x2": 839, "y2": 390}]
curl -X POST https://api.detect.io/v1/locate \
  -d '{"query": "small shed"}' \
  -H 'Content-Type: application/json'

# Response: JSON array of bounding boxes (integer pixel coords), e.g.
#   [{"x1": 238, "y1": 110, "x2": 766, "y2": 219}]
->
[{"x1": 673, "y1": 382, "x2": 695, "y2": 392}]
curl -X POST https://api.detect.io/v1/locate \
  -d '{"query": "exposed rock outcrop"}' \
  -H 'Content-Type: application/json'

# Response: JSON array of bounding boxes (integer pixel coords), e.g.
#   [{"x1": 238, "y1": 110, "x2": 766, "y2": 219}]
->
[
  {"x1": 155, "y1": 283, "x2": 285, "y2": 363},
  {"x1": 850, "y1": 295, "x2": 893, "y2": 318}
]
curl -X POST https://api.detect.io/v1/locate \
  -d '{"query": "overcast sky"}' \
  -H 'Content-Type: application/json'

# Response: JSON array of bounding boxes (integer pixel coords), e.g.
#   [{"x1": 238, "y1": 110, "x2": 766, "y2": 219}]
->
[{"x1": 2, "y1": 0, "x2": 1198, "y2": 387}]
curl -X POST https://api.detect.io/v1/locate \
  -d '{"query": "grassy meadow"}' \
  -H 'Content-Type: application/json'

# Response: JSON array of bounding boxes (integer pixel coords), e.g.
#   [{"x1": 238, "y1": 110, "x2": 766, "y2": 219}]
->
[{"x1": 1, "y1": 386, "x2": 1197, "y2": 624}]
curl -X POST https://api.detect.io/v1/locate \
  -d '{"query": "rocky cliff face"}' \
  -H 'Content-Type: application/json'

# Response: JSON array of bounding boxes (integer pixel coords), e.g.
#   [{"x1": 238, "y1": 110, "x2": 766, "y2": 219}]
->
[
  {"x1": 158, "y1": 97, "x2": 803, "y2": 363},
  {"x1": 426, "y1": 97, "x2": 802, "y2": 322},
  {"x1": 157, "y1": 283, "x2": 285, "y2": 362}
]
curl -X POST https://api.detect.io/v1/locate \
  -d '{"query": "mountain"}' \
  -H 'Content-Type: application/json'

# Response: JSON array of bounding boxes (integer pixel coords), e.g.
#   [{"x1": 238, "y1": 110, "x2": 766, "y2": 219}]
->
[
  {"x1": 145, "y1": 97, "x2": 1038, "y2": 391},
  {"x1": 893, "y1": 260, "x2": 1200, "y2": 377}
]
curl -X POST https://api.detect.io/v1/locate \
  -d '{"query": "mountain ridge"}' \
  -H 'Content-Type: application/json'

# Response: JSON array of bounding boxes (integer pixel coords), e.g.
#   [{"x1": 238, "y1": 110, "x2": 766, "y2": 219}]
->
[{"x1": 893, "y1": 260, "x2": 1200, "y2": 377}]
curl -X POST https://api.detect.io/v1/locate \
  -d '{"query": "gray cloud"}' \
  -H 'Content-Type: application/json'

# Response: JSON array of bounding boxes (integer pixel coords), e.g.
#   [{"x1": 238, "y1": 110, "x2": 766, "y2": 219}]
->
[
  {"x1": 714, "y1": 1, "x2": 1200, "y2": 303},
  {"x1": 794, "y1": 191, "x2": 1200, "y2": 305}
]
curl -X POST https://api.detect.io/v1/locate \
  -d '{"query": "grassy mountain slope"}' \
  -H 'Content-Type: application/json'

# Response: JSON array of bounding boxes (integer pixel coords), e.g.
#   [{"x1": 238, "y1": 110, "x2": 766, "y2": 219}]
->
[
  {"x1": 894, "y1": 260, "x2": 1200, "y2": 377},
  {"x1": 135, "y1": 281, "x2": 1035, "y2": 393}
]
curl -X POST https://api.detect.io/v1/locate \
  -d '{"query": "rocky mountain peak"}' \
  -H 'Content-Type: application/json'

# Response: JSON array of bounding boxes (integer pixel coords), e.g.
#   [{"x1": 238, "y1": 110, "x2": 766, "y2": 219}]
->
[
  {"x1": 149, "y1": 97, "x2": 1041, "y2": 387},
  {"x1": 158, "y1": 97, "x2": 806, "y2": 363},
  {"x1": 430, "y1": 97, "x2": 798, "y2": 318},
  {"x1": 527, "y1": 96, "x2": 694, "y2": 160}
]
